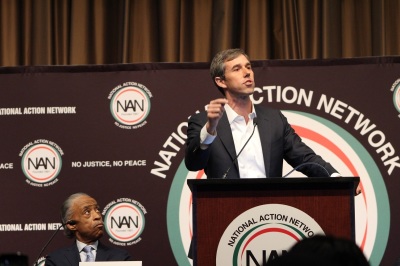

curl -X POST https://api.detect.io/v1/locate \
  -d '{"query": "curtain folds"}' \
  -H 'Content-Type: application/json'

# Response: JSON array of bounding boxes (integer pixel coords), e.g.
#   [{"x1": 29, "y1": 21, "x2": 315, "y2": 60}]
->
[{"x1": 0, "y1": 0, "x2": 399, "y2": 66}]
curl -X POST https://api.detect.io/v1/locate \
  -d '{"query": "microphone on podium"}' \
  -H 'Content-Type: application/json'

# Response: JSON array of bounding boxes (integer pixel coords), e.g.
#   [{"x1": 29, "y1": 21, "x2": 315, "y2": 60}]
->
[
  {"x1": 34, "y1": 220, "x2": 77, "y2": 265},
  {"x1": 222, "y1": 117, "x2": 258, "y2": 179},
  {"x1": 282, "y1": 162, "x2": 330, "y2": 178}
]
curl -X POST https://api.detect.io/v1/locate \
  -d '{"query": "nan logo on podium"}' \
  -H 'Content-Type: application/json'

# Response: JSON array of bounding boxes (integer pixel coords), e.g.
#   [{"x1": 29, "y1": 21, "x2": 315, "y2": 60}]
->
[{"x1": 216, "y1": 204, "x2": 324, "y2": 266}]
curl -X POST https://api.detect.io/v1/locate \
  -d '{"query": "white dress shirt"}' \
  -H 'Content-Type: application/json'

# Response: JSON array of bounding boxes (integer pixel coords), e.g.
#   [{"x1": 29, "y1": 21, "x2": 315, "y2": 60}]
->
[{"x1": 200, "y1": 104, "x2": 266, "y2": 178}]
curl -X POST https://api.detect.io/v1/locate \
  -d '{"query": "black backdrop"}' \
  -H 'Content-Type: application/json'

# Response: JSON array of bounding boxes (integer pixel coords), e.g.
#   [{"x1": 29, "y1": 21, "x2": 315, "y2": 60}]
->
[{"x1": 1, "y1": 57, "x2": 399, "y2": 266}]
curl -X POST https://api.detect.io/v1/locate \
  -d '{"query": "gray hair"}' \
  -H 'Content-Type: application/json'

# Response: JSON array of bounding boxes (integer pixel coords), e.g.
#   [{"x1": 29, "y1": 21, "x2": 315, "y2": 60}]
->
[
  {"x1": 210, "y1": 48, "x2": 250, "y2": 95},
  {"x1": 61, "y1": 192, "x2": 89, "y2": 238}
]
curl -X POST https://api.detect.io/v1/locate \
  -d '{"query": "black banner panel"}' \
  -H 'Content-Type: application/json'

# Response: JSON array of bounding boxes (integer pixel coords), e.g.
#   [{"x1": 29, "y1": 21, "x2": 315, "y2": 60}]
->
[{"x1": 1, "y1": 57, "x2": 399, "y2": 266}]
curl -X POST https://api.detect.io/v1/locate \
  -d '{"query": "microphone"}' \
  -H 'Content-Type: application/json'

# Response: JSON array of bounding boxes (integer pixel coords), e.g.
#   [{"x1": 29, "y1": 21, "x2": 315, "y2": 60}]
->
[
  {"x1": 33, "y1": 220, "x2": 77, "y2": 265},
  {"x1": 282, "y1": 162, "x2": 330, "y2": 178},
  {"x1": 222, "y1": 117, "x2": 258, "y2": 179}
]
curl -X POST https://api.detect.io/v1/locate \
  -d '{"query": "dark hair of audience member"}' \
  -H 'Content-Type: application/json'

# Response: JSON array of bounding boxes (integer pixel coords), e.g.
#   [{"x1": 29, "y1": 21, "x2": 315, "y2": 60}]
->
[{"x1": 267, "y1": 235, "x2": 370, "y2": 266}]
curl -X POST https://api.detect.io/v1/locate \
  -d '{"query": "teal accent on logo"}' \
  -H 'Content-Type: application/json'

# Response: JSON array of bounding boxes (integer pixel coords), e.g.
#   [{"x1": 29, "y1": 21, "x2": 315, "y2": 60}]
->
[
  {"x1": 289, "y1": 111, "x2": 390, "y2": 266},
  {"x1": 167, "y1": 161, "x2": 192, "y2": 266},
  {"x1": 393, "y1": 83, "x2": 400, "y2": 113}
]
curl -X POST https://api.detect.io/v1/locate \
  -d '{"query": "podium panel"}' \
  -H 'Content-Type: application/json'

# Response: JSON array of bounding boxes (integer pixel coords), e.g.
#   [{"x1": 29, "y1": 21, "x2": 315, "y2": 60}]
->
[{"x1": 188, "y1": 177, "x2": 359, "y2": 265}]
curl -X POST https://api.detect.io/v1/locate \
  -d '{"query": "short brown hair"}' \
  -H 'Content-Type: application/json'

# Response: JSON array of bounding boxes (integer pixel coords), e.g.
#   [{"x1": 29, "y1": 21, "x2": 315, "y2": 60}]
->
[{"x1": 210, "y1": 49, "x2": 250, "y2": 95}]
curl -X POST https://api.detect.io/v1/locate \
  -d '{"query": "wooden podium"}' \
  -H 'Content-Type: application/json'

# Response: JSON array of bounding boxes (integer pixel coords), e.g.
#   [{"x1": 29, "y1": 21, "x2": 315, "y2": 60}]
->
[{"x1": 187, "y1": 177, "x2": 359, "y2": 265}]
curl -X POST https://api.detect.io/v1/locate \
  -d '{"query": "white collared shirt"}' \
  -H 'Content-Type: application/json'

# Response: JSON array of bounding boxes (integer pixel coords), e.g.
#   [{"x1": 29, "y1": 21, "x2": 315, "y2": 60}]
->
[
  {"x1": 77, "y1": 240, "x2": 98, "y2": 262},
  {"x1": 200, "y1": 104, "x2": 266, "y2": 178}
]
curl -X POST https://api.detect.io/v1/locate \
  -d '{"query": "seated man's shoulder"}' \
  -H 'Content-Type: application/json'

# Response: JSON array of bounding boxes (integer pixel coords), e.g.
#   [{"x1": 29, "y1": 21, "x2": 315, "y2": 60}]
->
[{"x1": 99, "y1": 242, "x2": 132, "y2": 260}]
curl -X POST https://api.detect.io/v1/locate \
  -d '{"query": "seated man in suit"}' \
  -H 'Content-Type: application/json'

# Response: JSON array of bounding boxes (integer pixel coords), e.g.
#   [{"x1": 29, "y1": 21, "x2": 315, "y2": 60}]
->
[{"x1": 45, "y1": 193, "x2": 132, "y2": 265}]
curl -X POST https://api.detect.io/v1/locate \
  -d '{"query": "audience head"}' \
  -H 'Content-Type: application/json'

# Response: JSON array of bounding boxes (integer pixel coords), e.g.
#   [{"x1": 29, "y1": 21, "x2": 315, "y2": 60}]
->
[
  {"x1": 268, "y1": 235, "x2": 369, "y2": 266},
  {"x1": 61, "y1": 193, "x2": 104, "y2": 244}
]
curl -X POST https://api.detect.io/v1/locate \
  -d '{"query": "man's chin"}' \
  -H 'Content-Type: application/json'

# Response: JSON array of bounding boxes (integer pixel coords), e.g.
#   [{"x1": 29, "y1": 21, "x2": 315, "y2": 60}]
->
[
  {"x1": 92, "y1": 230, "x2": 104, "y2": 240},
  {"x1": 241, "y1": 89, "x2": 254, "y2": 97},
  {"x1": 78, "y1": 232, "x2": 104, "y2": 244}
]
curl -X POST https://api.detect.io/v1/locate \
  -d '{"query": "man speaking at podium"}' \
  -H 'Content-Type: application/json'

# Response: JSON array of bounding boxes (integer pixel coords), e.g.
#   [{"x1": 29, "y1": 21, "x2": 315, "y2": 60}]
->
[
  {"x1": 185, "y1": 48, "x2": 341, "y2": 180},
  {"x1": 45, "y1": 193, "x2": 132, "y2": 265}
]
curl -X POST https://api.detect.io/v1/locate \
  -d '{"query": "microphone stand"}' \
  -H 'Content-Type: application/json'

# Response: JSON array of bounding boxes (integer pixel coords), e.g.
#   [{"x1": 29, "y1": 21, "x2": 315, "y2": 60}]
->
[
  {"x1": 33, "y1": 223, "x2": 64, "y2": 266},
  {"x1": 222, "y1": 118, "x2": 258, "y2": 179}
]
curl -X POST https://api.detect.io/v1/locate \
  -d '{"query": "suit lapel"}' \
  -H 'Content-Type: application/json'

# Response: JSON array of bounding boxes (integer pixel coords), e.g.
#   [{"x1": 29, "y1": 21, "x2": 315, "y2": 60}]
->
[
  {"x1": 95, "y1": 241, "x2": 109, "y2": 261},
  {"x1": 217, "y1": 113, "x2": 239, "y2": 177},
  {"x1": 66, "y1": 243, "x2": 81, "y2": 265}
]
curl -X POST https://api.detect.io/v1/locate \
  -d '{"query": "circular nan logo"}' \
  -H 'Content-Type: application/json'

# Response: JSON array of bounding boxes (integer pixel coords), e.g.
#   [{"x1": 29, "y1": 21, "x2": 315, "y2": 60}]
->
[
  {"x1": 109, "y1": 82, "x2": 152, "y2": 129},
  {"x1": 216, "y1": 204, "x2": 325, "y2": 266},
  {"x1": 103, "y1": 198, "x2": 147, "y2": 246},
  {"x1": 391, "y1": 78, "x2": 400, "y2": 117},
  {"x1": 36, "y1": 257, "x2": 45, "y2": 266},
  {"x1": 167, "y1": 110, "x2": 390, "y2": 266},
  {"x1": 20, "y1": 139, "x2": 63, "y2": 187}
]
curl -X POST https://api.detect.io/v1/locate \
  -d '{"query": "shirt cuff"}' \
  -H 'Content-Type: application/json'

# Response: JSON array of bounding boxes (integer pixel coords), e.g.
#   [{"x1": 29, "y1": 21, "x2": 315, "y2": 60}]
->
[
  {"x1": 330, "y1": 172, "x2": 341, "y2": 177},
  {"x1": 200, "y1": 125, "x2": 216, "y2": 149}
]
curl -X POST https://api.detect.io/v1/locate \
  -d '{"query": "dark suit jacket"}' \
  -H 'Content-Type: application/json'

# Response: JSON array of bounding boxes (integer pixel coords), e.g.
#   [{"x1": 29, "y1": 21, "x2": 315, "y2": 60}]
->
[
  {"x1": 44, "y1": 241, "x2": 132, "y2": 266},
  {"x1": 185, "y1": 105, "x2": 337, "y2": 178}
]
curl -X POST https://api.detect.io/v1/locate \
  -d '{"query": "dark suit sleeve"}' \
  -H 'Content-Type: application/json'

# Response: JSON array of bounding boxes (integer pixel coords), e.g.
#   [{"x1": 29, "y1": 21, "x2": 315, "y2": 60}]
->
[
  {"x1": 185, "y1": 112, "x2": 211, "y2": 171},
  {"x1": 280, "y1": 110, "x2": 337, "y2": 176},
  {"x1": 97, "y1": 242, "x2": 132, "y2": 261},
  {"x1": 112, "y1": 249, "x2": 131, "y2": 261},
  {"x1": 44, "y1": 244, "x2": 80, "y2": 266},
  {"x1": 105, "y1": 249, "x2": 131, "y2": 261}
]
